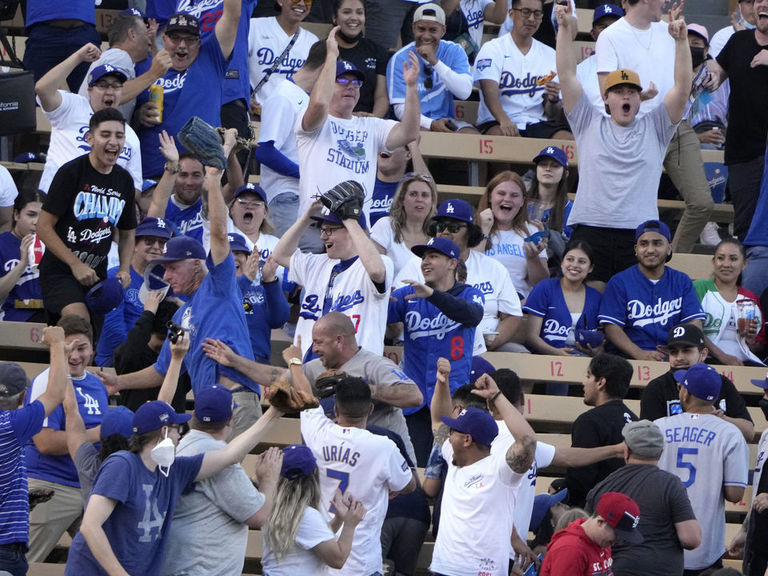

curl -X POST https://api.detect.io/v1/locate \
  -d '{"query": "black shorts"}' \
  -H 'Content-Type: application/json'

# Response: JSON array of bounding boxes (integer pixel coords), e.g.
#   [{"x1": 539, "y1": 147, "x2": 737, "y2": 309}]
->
[
  {"x1": 40, "y1": 272, "x2": 88, "y2": 317},
  {"x1": 570, "y1": 225, "x2": 637, "y2": 283}
]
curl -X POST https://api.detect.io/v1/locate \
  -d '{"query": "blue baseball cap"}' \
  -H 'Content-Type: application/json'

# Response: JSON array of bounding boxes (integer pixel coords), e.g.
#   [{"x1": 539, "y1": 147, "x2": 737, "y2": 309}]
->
[
  {"x1": 135, "y1": 217, "x2": 172, "y2": 240},
  {"x1": 281, "y1": 444, "x2": 317, "y2": 479},
  {"x1": 86, "y1": 277, "x2": 124, "y2": 314},
  {"x1": 593, "y1": 3, "x2": 624, "y2": 24},
  {"x1": 13, "y1": 152, "x2": 44, "y2": 164},
  {"x1": 141, "y1": 179, "x2": 157, "y2": 193},
  {"x1": 412, "y1": 237, "x2": 460, "y2": 259},
  {"x1": 233, "y1": 183, "x2": 267, "y2": 204},
  {"x1": 335, "y1": 60, "x2": 365, "y2": 82},
  {"x1": 441, "y1": 407, "x2": 498, "y2": 447},
  {"x1": 470, "y1": 356, "x2": 496, "y2": 384},
  {"x1": 120, "y1": 7, "x2": 146, "y2": 18},
  {"x1": 530, "y1": 488, "x2": 569, "y2": 532},
  {"x1": 194, "y1": 385, "x2": 235, "y2": 423},
  {"x1": 228, "y1": 233, "x2": 251, "y2": 254},
  {"x1": 433, "y1": 199, "x2": 475, "y2": 225},
  {"x1": 575, "y1": 328, "x2": 604, "y2": 348},
  {"x1": 635, "y1": 219, "x2": 671, "y2": 243},
  {"x1": 533, "y1": 146, "x2": 569, "y2": 169},
  {"x1": 311, "y1": 212, "x2": 368, "y2": 230},
  {"x1": 88, "y1": 64, "x2": 128, "y2": 87},
  {"x1": 101, "y1": 406, "x2": 135, "y2": 439},
  {"x1": 133, "y1": 400, "x2": 191, "y2": 434},
  {"x1": 751, "y1": 371, "x2": 768, "y2": 390},
  {"x1": 154, "y1": 235, "x2": 206, "y2": 263},
  {"x1": 674, "y1": 363, "x2": 722, "y2": 402}
]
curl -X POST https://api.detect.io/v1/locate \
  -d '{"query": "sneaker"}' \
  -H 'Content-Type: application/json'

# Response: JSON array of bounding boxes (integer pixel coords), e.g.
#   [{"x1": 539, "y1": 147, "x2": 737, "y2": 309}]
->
[{"x1": 699, "y1": 222, "x2": 720, "y2": 246}]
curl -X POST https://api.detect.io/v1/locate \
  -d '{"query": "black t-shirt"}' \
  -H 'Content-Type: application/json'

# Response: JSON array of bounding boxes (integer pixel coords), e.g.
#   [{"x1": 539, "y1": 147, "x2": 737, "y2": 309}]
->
[
  {"x1": 565, "y1": 399, "x2": 638, "y2": 508},
  {"x1": 716, "y1": 30, "x2": 768, "y2": 164},
  {"x1": 639, "y1": 370, "x2": 753, "y2": 423},
  {"x1": 40, "y1": 154, "x2": 136, "y2": 279},
  {"x1": 338, "y1": 37, "x2": 389, "y2": 114}
]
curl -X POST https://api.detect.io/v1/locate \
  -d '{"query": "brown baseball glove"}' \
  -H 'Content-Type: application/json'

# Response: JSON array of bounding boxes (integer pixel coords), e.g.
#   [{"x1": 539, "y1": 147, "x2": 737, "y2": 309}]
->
[
  {"x1": 314, "y1": 369, "x2": 347, "y2": 399},
  {"x1": 264, "y1": 378, "x2": 319, "y2": 413}
]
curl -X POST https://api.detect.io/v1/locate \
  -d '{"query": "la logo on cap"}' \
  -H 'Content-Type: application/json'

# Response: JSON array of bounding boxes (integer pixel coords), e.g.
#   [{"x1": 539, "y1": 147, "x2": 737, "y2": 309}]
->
[
  {"x1": 446, "y1": 203, "x2": 455, "y2": 214},
  {"x1": 344, "y1": 62, "x2": 352, "y2": 70},
  {"x1": 104, "y1": 65, "x2": 114, "y2": 72},
  {"x1": 605, "y1": 5, "x2": 612, "y2": 12},
  {"x1": 672, "y1": 326, "x2": 685, "y2": 338},
  {"x1": 157, "y1": 219, "x2": 166, "y2": 228},
  {"x1": 160, "y1": 413, "x2": 169, "y2": 422},
  {"x1": 621, "y1": 70, "x2": 629, "y2": 80},
  {"x1": 546, "y1": 146, "x2": 555, "y2": 154},
  {"x1": 228, "y1": 235, "x2": 235, "y2": 242},
  {"x1": 427, "y1": 238, "x2": 435, "y2": 245}
]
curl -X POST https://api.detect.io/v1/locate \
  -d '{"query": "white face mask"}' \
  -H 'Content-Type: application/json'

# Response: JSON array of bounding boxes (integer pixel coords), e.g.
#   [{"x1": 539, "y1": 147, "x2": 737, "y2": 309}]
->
[{"x1": 150, "y1": 428, "x2": 176, "y2": 477}]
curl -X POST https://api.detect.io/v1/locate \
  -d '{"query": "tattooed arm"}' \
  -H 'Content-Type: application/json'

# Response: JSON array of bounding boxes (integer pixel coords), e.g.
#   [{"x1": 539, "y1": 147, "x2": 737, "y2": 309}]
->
[{"x1": 370, "y1": 381, "x2": 423, "y2": 408}]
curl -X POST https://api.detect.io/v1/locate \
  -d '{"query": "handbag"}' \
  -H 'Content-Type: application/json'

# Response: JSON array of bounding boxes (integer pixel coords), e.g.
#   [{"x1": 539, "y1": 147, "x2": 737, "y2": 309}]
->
[{"x1": 0, "y1": 14, "x2": 36, "y2": 136}]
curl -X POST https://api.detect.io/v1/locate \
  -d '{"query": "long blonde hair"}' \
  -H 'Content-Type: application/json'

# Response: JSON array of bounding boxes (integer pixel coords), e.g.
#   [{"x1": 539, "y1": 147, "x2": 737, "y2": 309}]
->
[
  {"x1": 388, "y1": 174, "x2": 438, "y2": 243},
  {"x1": 265, "y1": 469, "x2": 324, "y2": 559}
]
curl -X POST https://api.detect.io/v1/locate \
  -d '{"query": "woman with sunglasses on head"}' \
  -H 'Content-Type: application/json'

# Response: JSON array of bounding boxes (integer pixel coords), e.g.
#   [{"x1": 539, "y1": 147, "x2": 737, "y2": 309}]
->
[
  {"x1": 0, "y1": 189, "x2": 45, "y2": 323},
  {"x1": 261, "y1": 444, "x2": 366, "y2": 575},
  {"x1": 693, "y1": 238, "x2": 766, "y2": 366},
  {"x1": 476, "y1": 171, "x2": 549, "y2": 300},
  {"x1": 247, "y1": 0, "x2": 319, "y2": 111},
  {"x1": 371, "y1": 173, "x2": 437, "y2": 278},
  {"x1": 332, "y1": 0, "x2": 390, "y2": 118}
]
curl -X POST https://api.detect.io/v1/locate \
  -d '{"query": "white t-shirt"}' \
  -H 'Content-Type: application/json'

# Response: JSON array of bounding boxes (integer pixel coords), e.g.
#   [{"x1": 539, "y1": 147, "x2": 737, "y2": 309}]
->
[
  {"x1": 261, "y1": 506, "x2": 334, "y2": 576},
  {"x1": 296, "y1": 114, "x2": 396, "y2": 226},
  {"x1": 247, "y1": 17, "x2": 318, "y2": 105},
  {"x1": 709, "y1": 25, "x2": 736, "y2": 58},
  {"x1": 474, "y1": 34, "x2": 557, "y2": 128},
  {"x1": 258, "y1": 79, "x2": 308, "y2": 202},
  {"x1": 369, "y1": 216, "x2": 416, "y2": 279},
  {"x1": 576, "y1": 54, "x2": 606, "y2": 113},
  {"x1": 485, "y1": 225, "x2": 547, "y2": 298},
  {"x1": 431, "y1": 438, "x2": 525, "y2": 576},
  {"x1": 0, "y1": 165, "x2": 18, "y2": 208},
  {"x1": 595, "y1": 17, "x2": 675, "y2": 116},
  {"x1": 493, "y1": 420, "x2": 556, "y2": 539},
  {"x1": 497, "y1": 0, "x2": 578, "y2": 37},
  {"x1": 289, "y1": 251, "x2": 393, "y2": 357},
  {"x1": 395, "y1": 250, "x2": 522, "y2": 354},
  {"x1": 76, "y1": 49, "x2": 137, "y2": 120},
  {"x1": 461, "y1": 0, "x2": 494, "y2": 50},
  {"x1": 300, "y1": 406, "x2": 412, "y2": 576},
  {"x1": 39, "y1": 91, "x2": 143, "y2": 193},
  {"x1": 566, "y1": 92, "x2": 677, "y2": 229}
]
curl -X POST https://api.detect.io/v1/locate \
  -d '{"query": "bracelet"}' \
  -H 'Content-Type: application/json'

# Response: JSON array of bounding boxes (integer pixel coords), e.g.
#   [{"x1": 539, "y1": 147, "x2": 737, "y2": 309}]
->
[
  {"x1": 164, "y1": 162, "x2": 179, "y2": 174},
  {"x1": 490, "y1": 390, "x2": 502, "y2": 403}
]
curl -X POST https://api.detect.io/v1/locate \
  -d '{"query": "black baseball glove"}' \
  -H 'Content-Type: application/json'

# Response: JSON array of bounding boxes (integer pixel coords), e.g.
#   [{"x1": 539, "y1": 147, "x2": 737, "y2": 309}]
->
[{"x1": 319, "y1": 180, "x2": 365, "y2": 221}]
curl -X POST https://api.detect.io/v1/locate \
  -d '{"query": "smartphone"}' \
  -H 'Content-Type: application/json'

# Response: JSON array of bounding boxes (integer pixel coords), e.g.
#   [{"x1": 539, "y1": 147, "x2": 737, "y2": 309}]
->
[{"x1": 524, "y1": 554, "x2": 544, "y2": 576}]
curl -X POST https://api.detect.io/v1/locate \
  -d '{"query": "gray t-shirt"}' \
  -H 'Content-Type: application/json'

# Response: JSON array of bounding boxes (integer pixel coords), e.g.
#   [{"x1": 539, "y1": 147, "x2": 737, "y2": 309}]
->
[
  {"x1": 566, "y1": 92, "x2": 678, "y2": 230},
  {"x1": 73, "y1": 442, "x2": 101, "y2": 507},
  {"x1": 304, "y1": 349, "x2": 417, "y2": 464},
  {"x1": 162, "y1": 430, "x2": 265, "y2": 576},
  {"x1": 586, "y1": 464, "x2": 696, "y2": 576}
]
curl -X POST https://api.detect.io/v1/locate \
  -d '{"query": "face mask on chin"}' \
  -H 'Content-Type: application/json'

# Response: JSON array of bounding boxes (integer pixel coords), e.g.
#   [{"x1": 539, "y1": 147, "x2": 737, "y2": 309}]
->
[{"x1": 150, "y1": 427, "x2": 176, "y2": 477}]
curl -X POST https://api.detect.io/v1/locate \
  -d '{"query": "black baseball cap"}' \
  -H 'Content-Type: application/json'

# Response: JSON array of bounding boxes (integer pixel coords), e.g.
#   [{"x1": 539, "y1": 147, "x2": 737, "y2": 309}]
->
[{"x1": 667, "y1": 323, "x2": 705, "y2": 349}]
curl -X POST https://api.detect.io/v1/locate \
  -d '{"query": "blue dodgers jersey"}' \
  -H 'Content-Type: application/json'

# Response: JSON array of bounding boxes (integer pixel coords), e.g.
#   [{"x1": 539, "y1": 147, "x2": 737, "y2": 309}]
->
[
  {"x1": 25, "y1": 372, "x2": 107, "y2": 487},
  {"x1": 26, "y1": 0, "x2": 94, "y2": 26},
  {"x1": 176, "y1": 0, "x2": 257, "y2": 104},
  {"x1": 95, "y1": 266, "x2": 144, "y2": 366},
  {"x1": 164, "y1": 199, "x2": 205, "y2": 244},
  {"x1": 137, "y1": 35, "x2": 229, "y2": 177},
  {"x1": 388, "y1": 284, "x2": 483, "y2": 413},
  {"x1": 0, "y1": 232, "x2": 42, "y2": 321},
  {"x1": 523, "y1": 278, "x2": 602, "y2": 348},
  {"x1": 237, "y1": 273, "x2": 290, "y2": 363},
  {"x1": 598, "y1": 265, "x2": 706, "y2": 351},
  {"x1": 65, "y1": 451, "x2": 203, "y2": 576},
  {"x1": 386, "y1": 41, "x2": 469, "y2": 120},
  {"x1": 154, "y1": 253, "x2": 259, "y2": 394},
  {"x1": 370, "y1": 179, "x2": 398, "y2": 227}
]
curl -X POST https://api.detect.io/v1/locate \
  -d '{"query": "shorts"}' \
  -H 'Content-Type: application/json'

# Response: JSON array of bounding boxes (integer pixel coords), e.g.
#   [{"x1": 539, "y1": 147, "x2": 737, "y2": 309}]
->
[
  {"x1": 570, "y1": 225, "x2": 637, "y2": 283},
  {"x1": 40, "y1": 272, "x2": 88, "y2": 316}
]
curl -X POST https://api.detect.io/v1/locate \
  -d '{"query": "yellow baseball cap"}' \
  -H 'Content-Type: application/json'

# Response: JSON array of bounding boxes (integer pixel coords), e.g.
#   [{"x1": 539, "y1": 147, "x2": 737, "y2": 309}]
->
[{"x1": 604, "y1": 68, "x2": 642, "y2": 93}]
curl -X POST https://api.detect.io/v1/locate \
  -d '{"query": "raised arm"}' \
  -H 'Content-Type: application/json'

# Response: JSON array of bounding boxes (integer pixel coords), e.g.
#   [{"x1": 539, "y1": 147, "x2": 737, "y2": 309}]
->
[
  {"x1": 385, "y1": 51, "x2": 421, "y2": 151},
  {"x1": 146, "y1": 131, "x2": 179, "y2": 219},
  {"x1": 554, "y1": 2, "x2": 582, "y2": 114},
  {"x1": 663, "y1": 16, "x2": 693, "y2": 124},
  {"x1": 156, "y1": 330, "x2": 189, "y2": 404},
  {"x1": 36, "y1": 43, "x2": 101, "y2": 112},
  {"x1": 430, "y1": 357, "x2": 453, "y2": 435},
  {"x1": 36, "y1": 326, "x2": 70, "y2": 416},
  {"x1": 343, "y1": 218, "x2": 387, "y2": 285},
  {"x1": 205, "y1": 163, "x2": 230, "y2": 266},
  {"x1": 302, "y1": 28, "x2": 340, "y2": 133},
  {"x1": 120, "y1": 50, "x2": 172, "y2": 105},
  {"x1": 473, "y1": 373, "x2": 536, "y2": 473},
  {"x1": 272, "y1": 200, "x2": 320, "y2": 268},
  {"x1": 63, "y1": 378, "x2": 89, "y2": 460},
  {"x1": 214, "y1": 0, "x2": 242, "y2": 60}
]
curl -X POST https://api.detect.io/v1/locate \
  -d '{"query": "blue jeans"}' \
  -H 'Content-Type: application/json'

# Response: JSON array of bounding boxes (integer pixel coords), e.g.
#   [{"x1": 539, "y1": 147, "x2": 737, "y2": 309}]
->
[
  {"x1": 0, "y1": 543, "x2": 28, "y2": 576},
  {"x1": 743, "y1": 246, "x2": 768, "y2": 298},
  {"x1": 24, "y1": 23, "x2": 101, "y2": 91},
  {"x1": 267, "y1": 193, "x2": 299, "y2": 238}
]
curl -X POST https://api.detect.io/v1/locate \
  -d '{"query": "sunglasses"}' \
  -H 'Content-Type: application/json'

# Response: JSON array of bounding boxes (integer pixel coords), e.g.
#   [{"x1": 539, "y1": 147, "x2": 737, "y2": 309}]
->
[
  {"x1": 424, "y1": 65, "x2": 434, "y2": 90},
  {"x1": 435, "y1": 222, "x2": 466, "y2": 233},
  {"x1": 336, "y1": 77, "x2": 363, "y2": 87}
]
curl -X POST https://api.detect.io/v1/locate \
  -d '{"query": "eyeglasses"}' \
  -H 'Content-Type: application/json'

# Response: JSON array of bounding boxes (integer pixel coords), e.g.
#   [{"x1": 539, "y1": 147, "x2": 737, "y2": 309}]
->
[
  {"x1": 512, "y1": 8, "x2": 544, "y2": 19},
  {"x1": 435, "y1": 221, "x2": 467, "y2": 233},
  {"x1": 403, "y1": 172, "x2": 433, "y2": 181},
  {"x1": 141, "y1": 237, "x2": 167, "y2": 247},
  {"x1": 320, "y1": 226, "x2": 344, "y2": 236},
  {"x1": 235, "y1": 198, "x2": 265, "y2": 208},
  {"x1": 336, "y1": 77, "x2": 363, "y2": 87},
  {"x1": 424, "y1": 65, "x2": 434, "y2": 90},
  {"x1": 92, "y1": 81, "x2": 123, "y2": 90},
  {"x1": 167, "y1": 32, "x2": 200, "y2": 44}
]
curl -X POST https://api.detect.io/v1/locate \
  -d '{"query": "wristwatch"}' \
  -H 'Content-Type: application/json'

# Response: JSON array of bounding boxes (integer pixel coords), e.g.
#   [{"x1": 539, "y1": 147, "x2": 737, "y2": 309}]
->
[{"x1": 288, "y1": 357, "x2": 302, "y2": 366}]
